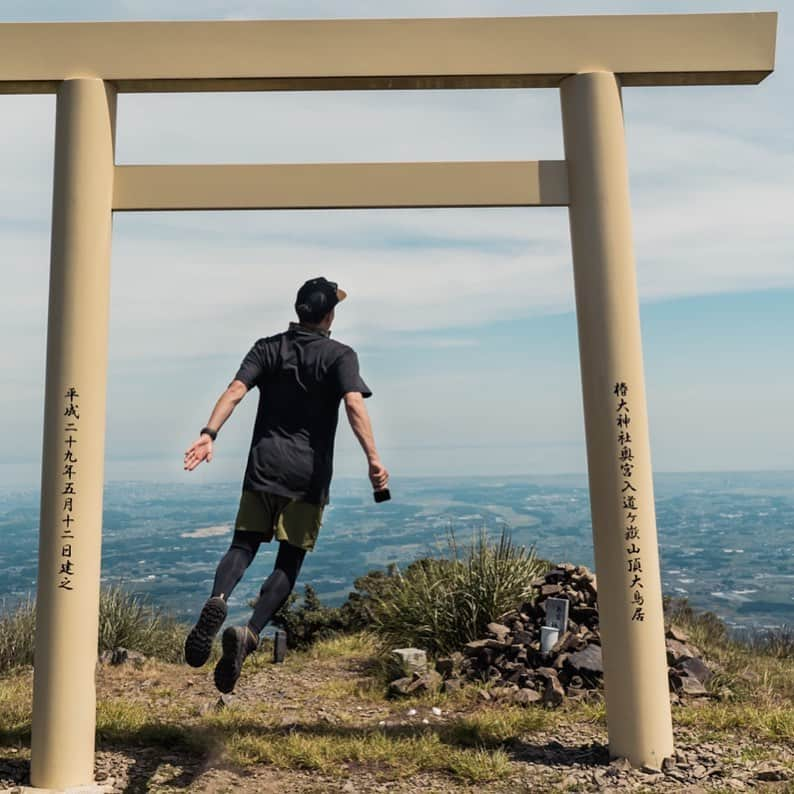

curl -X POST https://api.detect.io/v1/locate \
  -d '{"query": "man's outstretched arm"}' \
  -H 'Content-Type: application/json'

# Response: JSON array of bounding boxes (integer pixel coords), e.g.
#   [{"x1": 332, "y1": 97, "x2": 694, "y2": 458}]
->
[
  {"x1": 184, "y1": 379, "x2": 249, "y2": 471},
  {"x1": 343, "y1": 391, "x2": 389, "y2": 491}
]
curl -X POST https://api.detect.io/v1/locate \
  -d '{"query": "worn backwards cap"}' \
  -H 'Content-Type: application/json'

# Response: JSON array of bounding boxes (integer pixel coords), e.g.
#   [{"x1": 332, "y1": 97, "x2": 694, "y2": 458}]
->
[{"x1": 295, "y1": 277, "x2": 347, "y2": 323}]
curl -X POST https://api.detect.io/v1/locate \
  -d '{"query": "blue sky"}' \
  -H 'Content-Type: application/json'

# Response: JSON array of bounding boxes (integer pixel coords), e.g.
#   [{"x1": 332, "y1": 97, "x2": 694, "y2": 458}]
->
[{"x1": 0, "y1": 0, "x2": 792, "y2": 487}]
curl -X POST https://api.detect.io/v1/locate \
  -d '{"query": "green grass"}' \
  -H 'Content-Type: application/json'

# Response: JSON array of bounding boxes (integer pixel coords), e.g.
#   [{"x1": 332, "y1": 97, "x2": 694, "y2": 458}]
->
[
  {"x1": 673, "y1": 702, "x2": 794, "y2": 742},
  {"x1": 0, "y1": 671, "x2": 31, "y2": 743},
  {"x1": 225, "y1": 724, "x2": 518, "y2": 781}
]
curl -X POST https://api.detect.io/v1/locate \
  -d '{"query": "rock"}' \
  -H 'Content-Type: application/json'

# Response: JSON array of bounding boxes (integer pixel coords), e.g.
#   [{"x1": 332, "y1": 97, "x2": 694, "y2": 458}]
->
[
  {"x1": 388, "y1": 676, "x2": 414, "y2": 697},
  {"x1": 661, "y1": 757, "x2": 676, "y2": 773},
  {"x1": 609, "y1": 757, "x2": 631, "y2": 772},
  {"x1": 463, "y1": 639, "x2": 490, "y2": 655},
  {"x1": 513, "y1": 688, "x2": 542, "y2": 706},
  {"x1": 552, "y1": 652, "x2": 569, "y2": 671},
  {"x1": 755, "y1": 765, "x2": 789, "y2": 782},
  {"x1": 666, "y1": 638, "x2": 700, "y2": 665},
  {"x1": 486, "y1": 622, "x2": 511, "y2": 641},
  {"x1": 541, "y1": 583, "x2": 563, "y2": 597},
  {"x1": 567, "y1": 644, "x2": 603, "y2": 675},
  {"x1": 406, "y1": 670, "x2": 442, "y2": 695},
  {"x1": 559, "y1": 632, "x2": 588, "y2": 653},
  {"x1": 513, "y1": 630, "x2": 534, "y2": 646},
  {"x1": 679, "y1": 656, "x2": 712, "y2": 685},
  {"x1": 667, "y1": 623, "x2": 689, "y2": 642},
  {"x1": 478, "y1": 689, "x2": 492, "y2": 702},
  {"x1": 215, "y1": 693, "x2": 234, "y2": 710},
  {"x1": 435, "y1": 657, "x2": 455, "y2": 676},
  {"x1": 490, "y1": 686, "x2": 517, "y2": 700},
  {"x1": 442, "y1": 677, "x2": 462, "y2": 694},
  {"x1": 677, "y1": 673, "x2": 709, "y2": 697},
  {"x1": 390, "y1": 647, "x2": 428, "y2": 676},
  {"x1": 571, "y1": 606, "x2": 599, "y2": 624},
  {"x1": 103, "y1": 647, "x2": 147, "y2": 667},
  {"x1": 691, "y1": 763, "x2": 708, "y2": 779},
  {"x1": 542, "y1": 570, "x2": 564, "y2": 584},
  {"x1": 540, "y1": 669, "x2": 565, "y2": 708}
]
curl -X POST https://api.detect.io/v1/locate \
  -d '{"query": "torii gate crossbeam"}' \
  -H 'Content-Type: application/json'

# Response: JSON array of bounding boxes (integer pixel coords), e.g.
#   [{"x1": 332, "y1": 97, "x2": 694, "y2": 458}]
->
[{"x1": 0, "y1": 13, "x2": 777, "y2": 792}]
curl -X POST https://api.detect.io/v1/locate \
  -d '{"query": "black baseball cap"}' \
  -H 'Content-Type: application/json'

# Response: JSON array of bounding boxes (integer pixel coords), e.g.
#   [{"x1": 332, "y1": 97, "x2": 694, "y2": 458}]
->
[{"x1": 295, "y1": 277, "x2": 347, "y2": 322}]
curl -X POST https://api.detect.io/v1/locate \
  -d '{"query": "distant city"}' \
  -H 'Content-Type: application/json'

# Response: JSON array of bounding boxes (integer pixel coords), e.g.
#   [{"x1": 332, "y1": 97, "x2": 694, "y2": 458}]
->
[{"x1": 1, "y1": 471, "x2": 792, "y2": 633}]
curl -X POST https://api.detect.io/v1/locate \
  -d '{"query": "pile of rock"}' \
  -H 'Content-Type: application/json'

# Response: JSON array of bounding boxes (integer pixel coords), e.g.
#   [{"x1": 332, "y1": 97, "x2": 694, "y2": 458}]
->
[{"x1": 424, "y1": 563, "x2": 714, "y2": 707}]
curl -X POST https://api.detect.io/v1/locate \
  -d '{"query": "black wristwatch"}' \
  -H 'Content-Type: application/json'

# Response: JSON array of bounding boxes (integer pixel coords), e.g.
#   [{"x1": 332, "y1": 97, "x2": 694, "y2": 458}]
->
[{"x1": 200, "y1": 426, "x2": 217, "y2": 441}]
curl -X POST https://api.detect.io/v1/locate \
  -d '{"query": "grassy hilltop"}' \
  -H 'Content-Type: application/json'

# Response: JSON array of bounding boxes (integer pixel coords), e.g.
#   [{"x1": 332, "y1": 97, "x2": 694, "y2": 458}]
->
[{"x1": 0, "y1": 533, "x2": 791, "y2": 793}]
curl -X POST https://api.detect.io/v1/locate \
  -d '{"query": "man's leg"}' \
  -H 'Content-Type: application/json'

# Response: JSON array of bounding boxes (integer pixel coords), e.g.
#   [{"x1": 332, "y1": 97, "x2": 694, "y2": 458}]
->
[
  {"x1": 184, "y1": 530, "x2": 265, "y2": 668},
  {"x1": 214, "y1": 540, "x2": 306, "y2": 693}
]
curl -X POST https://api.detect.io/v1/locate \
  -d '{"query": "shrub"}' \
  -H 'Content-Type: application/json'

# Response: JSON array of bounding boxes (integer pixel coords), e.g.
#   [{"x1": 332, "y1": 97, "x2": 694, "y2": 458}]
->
[
  {"x1": 97, "y1": 584, "x2": 186, "y2": 663},
  {"x1": 271, "y1": 585, "x2": 352, "y2": 650},
  {"x1": 748, "y1": 625, "x2": 794, "y2": 659},
  {"x1": 0, "y1": 586, "x2": 187, "y2": 673},
  {"x1": 663, "y1": 596, "x2": 730, "y2": 649},
  {"x1": 369, "y1": 528, "x2": 548, "y2": 656},
  {"x1": 0, "y1": 596, "x2": 36, "y2": 672},
  {"x1": 271, "y1": 565, "x2": 401, "y2": 650}
]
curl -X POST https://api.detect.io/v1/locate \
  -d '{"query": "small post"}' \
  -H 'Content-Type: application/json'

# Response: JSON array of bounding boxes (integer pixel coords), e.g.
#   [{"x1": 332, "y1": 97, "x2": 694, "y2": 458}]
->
[
  {"x1": 560, "y1": 71, "x2": 674, "y2": 768},
  {"x1": 273, "y1": 630, "x2": 287, "y2": 663},
  {"x1": 30, "y1": 78, "x2": 116, "y2": 789}
]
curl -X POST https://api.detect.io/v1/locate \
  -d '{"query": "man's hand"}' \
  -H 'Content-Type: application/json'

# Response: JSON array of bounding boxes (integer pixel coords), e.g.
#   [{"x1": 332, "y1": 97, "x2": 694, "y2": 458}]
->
[
  {"x1": 369, "y1": 459, "x2": 389, "y2": 491},
  {"x1": 184, "y1": 435, "x2": 214, "y2": 471},
  {"x1": 183, "y1": 380, "x2": 249, "y2": 472}
]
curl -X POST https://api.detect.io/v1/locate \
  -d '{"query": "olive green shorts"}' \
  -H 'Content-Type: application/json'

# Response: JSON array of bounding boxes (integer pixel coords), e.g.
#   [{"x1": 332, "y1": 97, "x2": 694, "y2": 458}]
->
[{"x1": 233, "y1": 490, "x2": 324, "y2": 551}]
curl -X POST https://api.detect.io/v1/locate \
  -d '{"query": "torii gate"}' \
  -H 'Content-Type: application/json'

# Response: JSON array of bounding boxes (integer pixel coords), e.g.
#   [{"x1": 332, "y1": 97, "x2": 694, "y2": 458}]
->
[{"x1": 0, "y1": 13, "x2": 777, "y2": 791}]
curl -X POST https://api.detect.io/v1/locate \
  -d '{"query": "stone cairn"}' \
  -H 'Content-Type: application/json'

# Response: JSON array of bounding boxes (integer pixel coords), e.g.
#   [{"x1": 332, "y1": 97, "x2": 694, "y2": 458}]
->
[{"x1": 393, "y1": 563, "x2": 714, "y2": 707}]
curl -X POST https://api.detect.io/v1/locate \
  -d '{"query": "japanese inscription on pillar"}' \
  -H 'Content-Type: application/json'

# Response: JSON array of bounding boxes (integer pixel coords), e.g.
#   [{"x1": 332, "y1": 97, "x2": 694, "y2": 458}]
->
[
  {"x1": 614, "y1": 381, "x2": 644, "y2": 621},
  {"x1": 59, "y1": 386, "x2": 79, "y2": 591}
]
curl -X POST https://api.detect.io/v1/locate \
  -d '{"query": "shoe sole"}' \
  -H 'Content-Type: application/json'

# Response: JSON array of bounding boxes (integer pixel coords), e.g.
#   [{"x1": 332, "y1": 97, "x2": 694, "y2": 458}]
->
[
  {"x1": 214, "y1": 627, "x2": 248, "y2": 694},
  {"x1": 184, "y1": 598, "x2": 227, "y2": 668}
]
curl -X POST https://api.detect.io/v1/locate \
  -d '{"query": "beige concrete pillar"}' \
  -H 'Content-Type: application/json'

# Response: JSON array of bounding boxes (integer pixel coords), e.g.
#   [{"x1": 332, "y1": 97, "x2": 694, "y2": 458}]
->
[
  {"x1": 560, "y1": 71, "x2": 674, "y2": 768},
  {"x1": 31, "y1": 78, "x2": 116, "y2": 789}
]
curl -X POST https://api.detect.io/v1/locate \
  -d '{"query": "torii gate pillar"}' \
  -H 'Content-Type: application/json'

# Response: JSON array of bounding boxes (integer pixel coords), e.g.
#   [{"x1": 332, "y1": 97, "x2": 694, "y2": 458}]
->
[
  {"x1": 561, "y1": 71, "x2": 673, "y2": 766},
  {"x1": 31, "y1": 77, "x2": 116, "y2": 789}
]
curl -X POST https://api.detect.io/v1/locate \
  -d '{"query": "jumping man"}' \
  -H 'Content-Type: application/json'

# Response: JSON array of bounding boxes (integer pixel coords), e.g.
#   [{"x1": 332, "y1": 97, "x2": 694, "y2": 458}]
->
[{"x1": 182, "y1": 277, "x2": 388, "y2": 693}]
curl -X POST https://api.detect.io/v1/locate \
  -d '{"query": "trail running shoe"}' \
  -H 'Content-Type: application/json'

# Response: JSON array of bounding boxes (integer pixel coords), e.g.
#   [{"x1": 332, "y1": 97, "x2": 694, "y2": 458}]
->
[
  {"x1": 184, "y1": 596, "x2": 227, "y2": 668},
  {"x1": 214, "y1": 625, "x2": 258, "y2": 694}
]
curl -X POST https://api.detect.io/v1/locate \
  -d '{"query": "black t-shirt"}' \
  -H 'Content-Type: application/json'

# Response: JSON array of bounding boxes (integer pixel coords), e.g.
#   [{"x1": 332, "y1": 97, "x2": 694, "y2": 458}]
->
[{"x1": 233, "y1": 323, "x2": 371, "y2": 505}]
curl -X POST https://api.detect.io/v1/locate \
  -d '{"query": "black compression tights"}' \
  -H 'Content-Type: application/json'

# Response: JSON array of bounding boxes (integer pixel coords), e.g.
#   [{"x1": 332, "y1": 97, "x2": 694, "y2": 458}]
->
[{"x1": 211, "y1": 531, "x2": 306, "y2": 636}]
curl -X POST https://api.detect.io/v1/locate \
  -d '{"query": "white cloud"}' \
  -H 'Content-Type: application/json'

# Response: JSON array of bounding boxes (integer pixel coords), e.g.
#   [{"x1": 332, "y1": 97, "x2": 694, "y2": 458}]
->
[{"x1": 0, "y1": 0, "x2": 791, "y2": 474}]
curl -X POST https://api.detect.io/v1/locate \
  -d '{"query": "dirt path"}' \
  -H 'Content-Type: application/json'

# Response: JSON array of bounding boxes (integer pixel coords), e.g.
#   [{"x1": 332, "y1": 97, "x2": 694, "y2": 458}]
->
[{"x1": 1, "y1": 643, "x2": 791, "y2": 793}]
